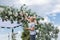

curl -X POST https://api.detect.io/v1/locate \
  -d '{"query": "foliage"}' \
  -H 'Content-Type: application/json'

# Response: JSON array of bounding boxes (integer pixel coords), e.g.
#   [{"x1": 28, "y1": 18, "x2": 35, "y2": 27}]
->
[{"x1": 0, "y1": 4, "x2": 59, "y2": 40}]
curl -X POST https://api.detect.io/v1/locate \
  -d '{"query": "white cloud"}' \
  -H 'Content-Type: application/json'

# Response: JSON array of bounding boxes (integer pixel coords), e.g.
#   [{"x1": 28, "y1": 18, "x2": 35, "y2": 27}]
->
[
  {"x1": 12, "y1": 0, "x2": 60, "y2": 17},
  {"x1": 46, "y1": 4, "x2": 60, "y2": 20},
  {"x1": 51, "y1": 4, "x2": 60, "y2": 13},
  {"x1": 14, "y1": 0, "x2": 51, "y2": 5},
  {"x1": 39, "y1": 16, "x2": 50, "y2": 24},
  {"x1": 43, "y1": 16, "x2": 50, "y2": 23}
]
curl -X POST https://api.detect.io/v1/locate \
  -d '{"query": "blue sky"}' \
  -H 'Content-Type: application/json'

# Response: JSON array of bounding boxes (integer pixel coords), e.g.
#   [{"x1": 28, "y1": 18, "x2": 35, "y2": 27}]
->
[{"x1": 0, "y1": 0, "x2": 60, "y2": 40}]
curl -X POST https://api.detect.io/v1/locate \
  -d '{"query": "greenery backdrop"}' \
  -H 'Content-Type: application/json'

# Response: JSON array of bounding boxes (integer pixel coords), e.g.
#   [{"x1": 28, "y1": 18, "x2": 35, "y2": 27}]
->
[{"x1": 0, "y1": 4, "x2": 59, "y2": 40}]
